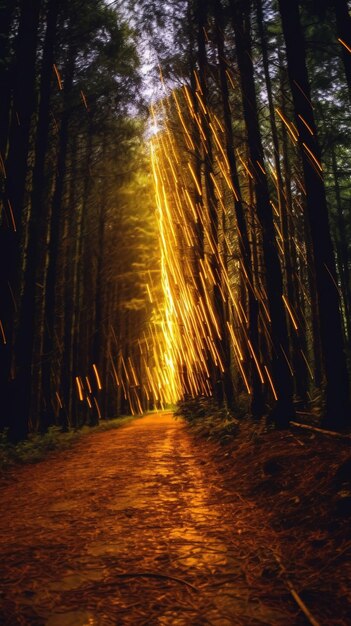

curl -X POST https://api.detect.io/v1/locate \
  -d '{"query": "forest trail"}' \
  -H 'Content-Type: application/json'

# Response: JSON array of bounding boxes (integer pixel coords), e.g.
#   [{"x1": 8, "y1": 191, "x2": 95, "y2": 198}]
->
[{"x1": 0, "y1": 413, "x2": 304, "y2": 626}]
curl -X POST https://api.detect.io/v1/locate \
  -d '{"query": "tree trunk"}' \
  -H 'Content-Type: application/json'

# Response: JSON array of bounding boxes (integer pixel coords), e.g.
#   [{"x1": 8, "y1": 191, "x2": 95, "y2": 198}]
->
[
  {"x1": 330, "y1": 143, "x2": 351, "y2": 343},
  {"x1": 332, "y1": 0, "x2": 351, "y2": 99},
  {"x1": 0, "y1": 0, "x2": 16, "y2": 159},
  {"x1": 91, "y1": 178, "x2": 107, "y2": 425},
  {"x1": 195, "y1": 0, "x2": 235, "y2": 409},
  {"x1": 214, "y1": 0, "x2": 264, "y2": 417},
  {"x1": 0, "y1": 0, "x2": 41, "y2": 439},
  {"x1": 278, "y1": 0, "x2": 350, "y2": 429},
  {"x1": 41, "y1": 46, "x2": 75, "y2": 430},
  {"x1": 229, "y1": 0, "x2": 294, "y2": 427},
  {"x1": 59, "y1": 138, "x2": 79, "y2": 430},
  {"x1": 256, "y1": 0, "x2": 308, "y2": 405},
  {"x1": 28, "y1": 0, "x2": 60, "y2": 430}
]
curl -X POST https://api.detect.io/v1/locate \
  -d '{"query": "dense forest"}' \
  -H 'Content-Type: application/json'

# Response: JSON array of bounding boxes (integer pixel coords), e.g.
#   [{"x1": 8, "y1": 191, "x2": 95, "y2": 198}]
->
[{"x1": 0, "y1": 0, "x2": 350, "y2": 441}]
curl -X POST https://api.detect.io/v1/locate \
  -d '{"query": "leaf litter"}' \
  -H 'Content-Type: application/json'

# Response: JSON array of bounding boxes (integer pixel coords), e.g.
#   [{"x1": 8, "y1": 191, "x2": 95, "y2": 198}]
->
[{"x1": 0, "y1": 412, "x2": 349, "y2": 625}]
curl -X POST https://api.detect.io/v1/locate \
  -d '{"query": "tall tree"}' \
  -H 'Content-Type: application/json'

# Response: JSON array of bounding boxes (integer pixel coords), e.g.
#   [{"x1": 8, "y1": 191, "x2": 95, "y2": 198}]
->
[
  {"x1": 332, "y1": 0, "x2": 351, "y2": 99},
  {"x1": 0, "y1": 0, "x2": 17, "y2": 158},
  {"x1": 214, "y1": 0, "x2": 264, "y2": 418},
  {"x1": 0, "y1": 0, "x2": 42, "y2": 438},
  {"x1": 278, "y1": 0, "x2": 350, "y2": 428},
  {"x1": 194, "y1": 0, "x2": 235, "y2": 408},
  {"x1": 229, "y1": 0, "x2": 294, "y2": 427}
]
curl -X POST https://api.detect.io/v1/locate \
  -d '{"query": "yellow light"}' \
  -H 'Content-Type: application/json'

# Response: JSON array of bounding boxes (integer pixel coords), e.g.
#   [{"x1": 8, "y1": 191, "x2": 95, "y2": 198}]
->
[{"x1": 92, "y1": 363, "x2": 102, "y2": 390}]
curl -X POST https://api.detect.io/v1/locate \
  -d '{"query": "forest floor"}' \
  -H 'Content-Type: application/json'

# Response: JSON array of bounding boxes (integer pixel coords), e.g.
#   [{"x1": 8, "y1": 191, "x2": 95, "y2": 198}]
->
[{"x1": 0, "y1": 412, "x2": 350, "y2": 626}]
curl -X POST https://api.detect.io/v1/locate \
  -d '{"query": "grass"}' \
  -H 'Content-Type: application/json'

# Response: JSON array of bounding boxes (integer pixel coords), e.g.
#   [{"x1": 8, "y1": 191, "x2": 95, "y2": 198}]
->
[
  {"x1": 175, "y1": 396, "x2": 240, "y2": 443},
  {"x1": 0, "y1": 415, "x2": 137, "y2": 470}
]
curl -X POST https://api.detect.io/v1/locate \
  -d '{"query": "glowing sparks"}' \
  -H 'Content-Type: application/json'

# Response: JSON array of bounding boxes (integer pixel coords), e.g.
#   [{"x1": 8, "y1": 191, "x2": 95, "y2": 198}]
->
[
  {"x1": 282, "y1": 294, "x2": 298, "y2": 330},
  {"x1": 53, "y1": 63, "x2": 63, "y2": 90},
  {"x1": 264, "y1": 366, "x2": 278, "y2": 401},
  {"x1": 148, "y1": 86, "x2": 252, "y2": 402},
  {"x1": 92, "y1": 363, "x2": 102, "y2": 390},
  {"x1": 75, "y1": 376, "x2": 84, "y2": 401},
  {"x1": 7, "y1": 200, "x2": 17, "y2": 232},
  {"x1": 80, "y1": 90, "x2": 89, "y2": 111},
  {"x1": 0, "y1": 320, "x2": 6, "y2": 344},
  {"x1": 302, "y1": 142, "x2": 323, "y2": 172},
  {"x1": 298, "y1": 114, "x2": 314, "y2": 135},
  {"x1": 338, "y1": 37, "x2": 351, "y2": 54},
  {"x1": 275, "y1": 108, "x2": 298, "y2": 143},
  {"x1": 55, "y1": 392, "x2": 63, "y2": 409},
  {"x1": 107, "y1": 75, "x2": 313, "y2": 415}
]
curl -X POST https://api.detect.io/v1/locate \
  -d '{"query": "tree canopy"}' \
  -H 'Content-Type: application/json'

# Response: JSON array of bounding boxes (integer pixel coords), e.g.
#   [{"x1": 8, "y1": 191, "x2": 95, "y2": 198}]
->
[{"x1": 0, "y1": 0, "x2": 350, "y2": 439}]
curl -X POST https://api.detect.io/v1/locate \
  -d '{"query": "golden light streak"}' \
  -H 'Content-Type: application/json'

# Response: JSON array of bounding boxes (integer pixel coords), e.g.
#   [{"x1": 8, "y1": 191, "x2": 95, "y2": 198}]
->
[
  {"x1": 93, "y1": 397, "x2": 102, "y2": 420},
  {"x1": 188, "y1": 162, "x2": 202, "y2": 196},
  {"x1": 324, "y1": 262, "x2": 343, "y2": 297},
  {"x1": 236, "y1": 355, "x2": 251, "y2": 394},
  {"x1": 146, "y1": 283, "x2": 153, "y2": 303},
  {"x1": 298, "y1": 114, "x2": 314, "y2": 135},
  {"x1": 270, "y1": 200, "x2": 280, "y2": 217},
  {"x1": 280, "y1": 343, "x2": 294, "y2": 377},
  {"x1": 0, "y1": 320, "x2": 6, "y2": 344},
  {"x1": 264, "y1": 366, "x2": 278, "y2": 401},
  {"x1": 172, "y1": 91, "x2": 195, "y2": 151},
  {"x1": 275, "y1": 108, "x2": 298, "y2": 142},
  {"x1": 338, "y1": 37, "x2": 351, "y2": 54},
  {"x1": 210, "y1": 122, "x2": 230, "y2": 171},
  {"x1": 225, "y1": 68, "x2": 236, "y2": 90},
  {"x1": 256, "y1": 160, "x2": 266, "y2": 175},
  {"x1": 183, "y1": 85, "x2": 194, "y2": 114},
  {"x1": 282, "y1": 295, "x2": 298, "y2": 330},
  {"x1": 75, "y1": 376, "x2": 84, "y2": 401},
  {"x1": 248, "y1": 340, "x2": 265, "y2": 384},
  {"x1": 7, "y1": 200, "x2": 17, "y2": 232},
  {"x1": 148, "y1": 85, "x2": 288, "y2": 407},
  {"x1": 110, "y1": 356, "x2": 120, "y2": 387},
  {"x1": 80, "y1": 90, "x2": 89, "y2": 111},
  {"x1": 128, "y1": 356, "x2": 139, "y2": 387},
  {"x1": 0, "y1": 152, "x2": 6, "y2": 177},
  {"x1": 293, "y1": 80, "x2": 314, "y2": 109},
  {"x1": 302, "y1": 142, "x2": 323, "y2": 172},
  {"x1": 85, "y1": 376, "x2": 92, "y2": 394},
  {"x1": 193, "y1": 70, "x2": 203, "y2": 95},
  {"x1": 300, "y1": 349, "x2": 314, "y2": 381},
  {"x1": 53, "y1": 63, "x2": 63, "y2": 90},
  {"x1": 55, "y1": 392, "x2": 62, "y2": 409},
  {"x1": 237, "y1": 151, "x2": 254, "y2": 179},
  {"x1": 92, "y1": 363, "x2": 102, "y2": 390}
]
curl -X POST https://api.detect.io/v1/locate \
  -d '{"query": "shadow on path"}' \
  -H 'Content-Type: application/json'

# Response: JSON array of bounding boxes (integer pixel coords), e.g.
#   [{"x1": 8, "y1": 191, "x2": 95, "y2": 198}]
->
[{"x1": 0, "y1": 413, "x2": 301, "y2": 625}]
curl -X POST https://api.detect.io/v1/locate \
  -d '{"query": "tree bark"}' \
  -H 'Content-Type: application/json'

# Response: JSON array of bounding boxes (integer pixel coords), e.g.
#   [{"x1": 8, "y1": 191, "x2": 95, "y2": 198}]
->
[
  {"x1": 0, "y1": 0, "x2": 42, "y2": 439},
  {"x1": 41, "y1": 45, "x2": 75, "y2": 430},
  {"x1": 256, "y1": 0, "x2": 308, "y2": 405},
  {"x1": 195, "y1": 0, "x2": 235, "y2": 409},
  {"x1": 332, "y1": 0, "x2": 351, "y2": 99},
  {"x1": 278, "y1": 0, "x2": 350, "y2": 428},
  {"x1": 229, "y1": 0, "x2": 294, "y2": 427},
  {"x1": 0, "y1": 0, "x2": 16, "y2": 159},
  {"x1": 214, "y1": 0, "x2": 264, "y2": 417}
]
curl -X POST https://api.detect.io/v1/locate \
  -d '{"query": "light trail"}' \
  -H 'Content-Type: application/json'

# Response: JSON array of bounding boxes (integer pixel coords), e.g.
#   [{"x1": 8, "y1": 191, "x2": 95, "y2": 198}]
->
[
  {"x1": 148, "y1": 85, "x2": 253, "y2": 401},
  {"x1": 79, "y1": 71, "x2": 314, "y2": 418}
]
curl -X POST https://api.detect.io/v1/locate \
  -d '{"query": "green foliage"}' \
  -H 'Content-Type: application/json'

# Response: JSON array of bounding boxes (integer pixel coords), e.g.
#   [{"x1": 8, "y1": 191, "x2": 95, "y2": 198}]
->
[
  {"x1": 0, "y1": 416, "x2": 136, "y2": 469},
  {"x1": 0, "y1": 426, "x2": 78, "y2": 468},
  {"x1": 175, "y1": 396, "x2": 240, "y2": 443}
]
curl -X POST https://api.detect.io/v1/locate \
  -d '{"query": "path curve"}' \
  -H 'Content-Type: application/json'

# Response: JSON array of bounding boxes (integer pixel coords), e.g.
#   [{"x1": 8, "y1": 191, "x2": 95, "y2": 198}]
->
[{"x1": 0, "y1": 413, "x2": 302, "y2": 625}]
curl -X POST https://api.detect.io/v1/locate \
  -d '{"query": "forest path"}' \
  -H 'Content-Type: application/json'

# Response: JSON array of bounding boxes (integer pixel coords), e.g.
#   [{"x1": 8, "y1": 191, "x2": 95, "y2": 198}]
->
[{"x1": 0, "y1": 413, "x2": 301, "y2": 626}]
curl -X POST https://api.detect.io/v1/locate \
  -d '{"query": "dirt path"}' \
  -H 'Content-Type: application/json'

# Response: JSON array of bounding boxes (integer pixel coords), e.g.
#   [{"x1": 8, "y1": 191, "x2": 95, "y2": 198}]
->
[{"x1": 0, "y1": 413, "x2": 302, "y2": 626}]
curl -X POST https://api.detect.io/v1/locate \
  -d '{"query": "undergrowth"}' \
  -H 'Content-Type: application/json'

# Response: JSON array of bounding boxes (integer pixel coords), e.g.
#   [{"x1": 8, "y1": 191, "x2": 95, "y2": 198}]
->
[
  {"x1": 0, "y1": 415, "x2": 136, "y2": 470},
  {"x1": 175, "y1": 396, "x2": 240, "y2": 443}
]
